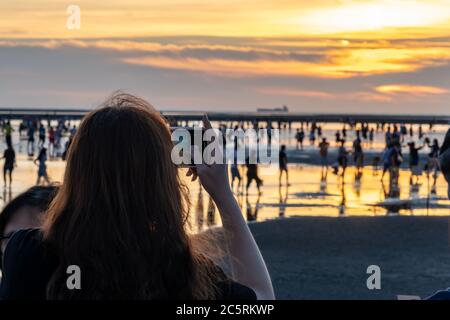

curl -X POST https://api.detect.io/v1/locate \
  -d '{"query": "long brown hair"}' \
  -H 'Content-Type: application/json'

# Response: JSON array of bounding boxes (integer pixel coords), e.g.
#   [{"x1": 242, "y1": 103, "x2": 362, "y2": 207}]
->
[{"x1": 43, "y1": 93, "x2": 220, "y2": 299}]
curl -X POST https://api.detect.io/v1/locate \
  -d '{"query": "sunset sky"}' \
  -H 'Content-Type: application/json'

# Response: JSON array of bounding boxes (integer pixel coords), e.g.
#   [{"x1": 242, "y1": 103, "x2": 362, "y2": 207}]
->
[{"x1": 1, "y1": 0, "x2": 449, "y2": 114}]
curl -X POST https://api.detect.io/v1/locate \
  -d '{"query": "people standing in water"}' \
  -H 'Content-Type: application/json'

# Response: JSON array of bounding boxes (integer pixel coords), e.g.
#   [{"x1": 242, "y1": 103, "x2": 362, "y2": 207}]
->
[
  {"x1": 335, "y1": 140, "x2": 348, "y2": 177},
  {"x1": 38, "y1": 122, "x2": 46, "y2": 148},
  {"x1": 0, "y1": 93, "x2": 274, "y2": 300},
  {"x1": 3, "y1": 121, "x2": 13, "y2": 147},
  {"x1": 385, "y1": 126, "x2": 392, "y2": 147},
  {"x1": 381, "y1": 143, "x2": 402, "y2": 181},
  {"x1": 55, "y1": 125, "x2": 63, "y2": 157},
  {"x1": 266, "y1": 122, "x2": 272, "y2": 145},
  {"x1": 318, "y1": 138, "x2": 330, "y2": 178},
  {"x1": 407, "y1": 142, "x2": 423, "y2": 185},
  {"x1": 425, "y1": 138, "x2": 440, "y2": 189},
  {"x1": 295, "y1": 127, "x2": 305, "y2": 150},
  {"x1": 70, "y1": 125, "x2": 77, "y2": 137},
  {"x1": 2, "y1": 144, "x2": 16, "y2": 187},
  {"x1": 27, "y1": 122, "x2": 36, "y2": 156},
  {"x1": 352, "y1": 132, "x2": 364, "y2": 176},
  {"x1": 309, "y1": 127, "x2": 316, "y2": 146},
  {"x1": 230, "y1": 129, "x2": 242, "y2": 193},
  {"x1": 335, "y1": 130, "x2": 341, "y2": 144},
  {"x1": 48, "y1": 126, "x2": 56, "y2": 158},
  {"x1": 19, "y1": 121, "x2": 26, "y2": 138},
  {"x1": 278, "y1": 145, "x2": 289, "y2": 186},
  {"x1": 392, "y1": 125, "x2": 401, "y2": 147},
  {"x1": 34, "y1": 147, "x2": 50, "y2": 185},
  {"x1": 387, "y1": 144, "x2": 402, "y2": 184},
  {"x1": 369, "y1": 128, "x2": 375, "y2": 145},
  {"x1": 381, "y1": 145, "x2": 391, "y2": 181},
  {"x1": 62, "y1": 135, "x2": 73, "y2": 161},
  {"x1": 246, "y1": 159, "x2": 263, "y2": 195},
  {"x1": 429, "y1": 138, "x2": 441, "y2": 159}
]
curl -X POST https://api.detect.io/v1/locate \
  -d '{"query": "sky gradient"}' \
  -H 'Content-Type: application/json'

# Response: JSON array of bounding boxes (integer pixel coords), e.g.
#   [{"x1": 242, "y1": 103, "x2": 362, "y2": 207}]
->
[{"x1": 1, "y1": 0, "x2": 449, "y2": 114}]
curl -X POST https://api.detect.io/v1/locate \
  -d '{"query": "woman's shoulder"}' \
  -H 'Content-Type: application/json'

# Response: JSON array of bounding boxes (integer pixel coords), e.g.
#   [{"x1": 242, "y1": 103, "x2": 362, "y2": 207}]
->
[
  {"x1": 0, "y1": 228, "x2": 57, "y2": 300},
  {"x1": 10, "y1": 228, "x2": 52, "y2": 258},
  {"x1": 3, "y1": 229, "x2": 48, "y2": 267},
  {"x1": 202, "y1": 258, "x2": 257, "y2": 300},
  {"x1": 5, "y1": 228, "x2": 43, "y2": 250}
]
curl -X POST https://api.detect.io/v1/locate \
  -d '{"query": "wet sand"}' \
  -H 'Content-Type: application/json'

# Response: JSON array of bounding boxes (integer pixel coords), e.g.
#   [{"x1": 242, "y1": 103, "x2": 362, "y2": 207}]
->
[{"x1": 243, "y1": 216, "x2": 450, "y2": 299}]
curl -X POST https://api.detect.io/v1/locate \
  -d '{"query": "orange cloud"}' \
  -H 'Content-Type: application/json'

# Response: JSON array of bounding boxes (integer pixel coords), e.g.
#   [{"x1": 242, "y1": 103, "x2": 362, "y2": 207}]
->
[
  {"x1": 346, "y1": 92, "x2": 393, "y2": 102},
  {"x1": 3, "y1": 38, "x2": 450, "y2": 81},
  {"x1": 375, "y1": 84, "x2": 449, "y2": 96},
  {"x1": 123, "y1": 44, "x2": 450, "y2": 78}
]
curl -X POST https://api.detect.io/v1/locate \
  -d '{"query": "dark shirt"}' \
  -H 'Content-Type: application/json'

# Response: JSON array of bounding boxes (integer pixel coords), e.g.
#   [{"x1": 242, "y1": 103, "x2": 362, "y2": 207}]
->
[
  {"x1": 409, "y1": 146, "x2": 420, "y2": 166},
  {"x1": 3, "y1": 149, "x2": 15, "y2": 168},
  {"x1": 430, "y1": 144, "x2": 440, "y2": 158},
  {"x1": 279, "y1": 150, "x2": 287, "y2": 168},
  {"x1": 28, "y1": 128, "x2": 35, "y2": 139},
  {"x1": 353, "y1": 139, "x2": 362, "y2": 154},
  {"x1": 391, "y1": 148, "x2": 401, "y2": 167},
  {"x1": 0, "y1": 229, "x2": 257, "y2": 300}
]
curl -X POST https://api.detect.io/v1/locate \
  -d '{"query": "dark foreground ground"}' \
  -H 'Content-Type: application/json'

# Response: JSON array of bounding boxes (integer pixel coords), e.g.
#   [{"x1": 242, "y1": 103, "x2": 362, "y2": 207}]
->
[{"x1": 245, "y1": 216, "x2": 450, "y2": 299}]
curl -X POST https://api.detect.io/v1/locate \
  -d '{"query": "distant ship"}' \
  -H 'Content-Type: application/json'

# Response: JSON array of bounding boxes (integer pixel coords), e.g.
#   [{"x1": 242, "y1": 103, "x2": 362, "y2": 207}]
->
[{"x1": 257, "y1": 105, "x2": 289, "y2": 113}]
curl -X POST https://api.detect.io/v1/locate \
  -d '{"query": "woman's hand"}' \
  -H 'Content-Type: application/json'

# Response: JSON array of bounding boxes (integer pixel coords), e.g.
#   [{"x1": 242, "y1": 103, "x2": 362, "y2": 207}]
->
[{"x1": 186, "y1": 115, "x2": 232, "y2": 200}]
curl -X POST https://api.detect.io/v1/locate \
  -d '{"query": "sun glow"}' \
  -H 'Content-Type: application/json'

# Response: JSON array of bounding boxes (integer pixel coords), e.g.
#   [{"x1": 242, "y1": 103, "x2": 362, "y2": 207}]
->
[{"x1": 296, "y1": 1, "x2": 450, "y2": 34}]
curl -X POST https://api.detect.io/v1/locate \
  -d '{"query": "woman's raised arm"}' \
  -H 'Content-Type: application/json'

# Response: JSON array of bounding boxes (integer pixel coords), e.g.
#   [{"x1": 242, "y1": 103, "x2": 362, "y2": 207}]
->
[{"x1": 187, "y1": 115, "x2": 275, "y2": 300}]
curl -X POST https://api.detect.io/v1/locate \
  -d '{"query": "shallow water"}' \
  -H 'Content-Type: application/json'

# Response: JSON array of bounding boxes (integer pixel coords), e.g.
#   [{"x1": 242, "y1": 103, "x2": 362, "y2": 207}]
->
[
  {"x1": 184, "y1": 165, "x2": 450, "y2": 232},
  {"x1": 1, "y1": 123, "x2": 449, "y2": 234}
]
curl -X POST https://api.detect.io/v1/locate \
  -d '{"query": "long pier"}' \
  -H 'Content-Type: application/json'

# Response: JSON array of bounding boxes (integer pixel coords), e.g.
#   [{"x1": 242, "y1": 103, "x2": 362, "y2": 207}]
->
[{"x1": 0, "y1": 108, "x2": 449, "y2": 125}]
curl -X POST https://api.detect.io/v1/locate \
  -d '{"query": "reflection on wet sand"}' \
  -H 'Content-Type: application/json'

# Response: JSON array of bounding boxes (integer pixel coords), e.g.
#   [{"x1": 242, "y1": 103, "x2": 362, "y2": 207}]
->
[
  {"x1": 246, "y1": 193, "x2": 260, "y2": 222},
  {"x1": 338, "y1": 176, "x2": 346, "y2": 217},
  {"x1": 2, "y1": 187, "x2": 12, "y2": 204},
  {"x1": 278, "y1": 185, "x2": 288, "y2": 218},
  {"x1": 185, "y1": 163, "x2": 449, "y2": 232}
]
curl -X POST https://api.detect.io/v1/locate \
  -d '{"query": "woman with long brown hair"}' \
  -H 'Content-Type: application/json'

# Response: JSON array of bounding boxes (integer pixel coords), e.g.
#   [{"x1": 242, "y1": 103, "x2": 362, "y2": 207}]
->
[{"x1": 0, "y1": 93, "x2": 274, "y2": 300}]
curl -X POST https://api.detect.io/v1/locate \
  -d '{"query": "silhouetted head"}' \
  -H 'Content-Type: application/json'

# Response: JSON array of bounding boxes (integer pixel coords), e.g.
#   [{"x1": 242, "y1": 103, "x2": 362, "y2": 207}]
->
[
  {"x1": 43, "y1": 93, "x2": 220, "y2": 299},
  {"x1": 433, "y1": 138, "x2": 439, "y2": 147},
  {"x1": 281, "y1": 145, "x2": 286, "y2": 151},
  {"x1": 0, "y1": 185, "x2": 58, "y2": 269}
]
